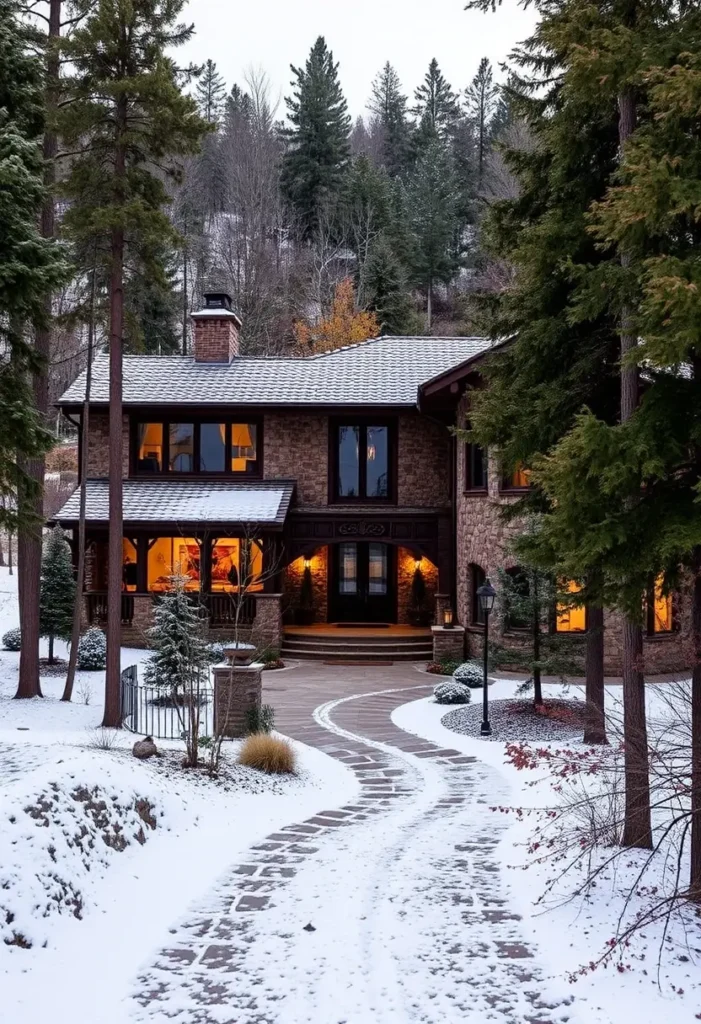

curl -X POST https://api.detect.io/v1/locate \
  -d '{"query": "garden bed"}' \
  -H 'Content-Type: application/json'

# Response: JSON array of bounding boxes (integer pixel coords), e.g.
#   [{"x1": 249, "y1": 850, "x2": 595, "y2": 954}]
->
[{"x1": 441, "y1": 697, "x2": 587, "y2": 742}]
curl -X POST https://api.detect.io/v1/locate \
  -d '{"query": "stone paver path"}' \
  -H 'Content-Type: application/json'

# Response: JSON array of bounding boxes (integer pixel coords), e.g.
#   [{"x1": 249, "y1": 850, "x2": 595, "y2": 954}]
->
[{"x1": 131, "y1": 663, "x2": 574, "y2": 1023}]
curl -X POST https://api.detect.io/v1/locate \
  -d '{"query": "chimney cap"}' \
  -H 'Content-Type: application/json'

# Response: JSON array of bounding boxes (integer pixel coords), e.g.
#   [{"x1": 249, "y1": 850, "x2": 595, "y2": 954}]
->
[{"x1": 203, "y1": 292, "x2": 233, "y2": 311}]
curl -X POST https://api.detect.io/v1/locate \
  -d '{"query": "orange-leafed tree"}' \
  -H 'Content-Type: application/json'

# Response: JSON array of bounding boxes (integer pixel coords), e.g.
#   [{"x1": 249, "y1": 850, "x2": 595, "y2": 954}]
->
[{"x1": 295, "y1": 278, "x2": 380, "y2": 354}]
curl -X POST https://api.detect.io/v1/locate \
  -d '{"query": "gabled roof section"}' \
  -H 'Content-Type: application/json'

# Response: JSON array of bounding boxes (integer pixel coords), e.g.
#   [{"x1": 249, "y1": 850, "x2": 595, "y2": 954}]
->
[
  {"x1": 57, "y1": 335, "x2": 492, "y2": 409},
  {"x1": 53, "y1": 479, "x2": 295, "y2": 529}
]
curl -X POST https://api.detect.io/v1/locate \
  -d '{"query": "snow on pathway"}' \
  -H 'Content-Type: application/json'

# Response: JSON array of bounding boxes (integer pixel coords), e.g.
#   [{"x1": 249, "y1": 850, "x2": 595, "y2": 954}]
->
[{"x1": 131, "y1": 685, "x2": 578, "y2": 1024}]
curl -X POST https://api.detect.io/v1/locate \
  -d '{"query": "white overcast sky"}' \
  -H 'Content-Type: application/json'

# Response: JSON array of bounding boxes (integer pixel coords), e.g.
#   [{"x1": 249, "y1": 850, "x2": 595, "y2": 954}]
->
[{"x1": 179, "y1": 0, "x2": 538, "y2": 120}]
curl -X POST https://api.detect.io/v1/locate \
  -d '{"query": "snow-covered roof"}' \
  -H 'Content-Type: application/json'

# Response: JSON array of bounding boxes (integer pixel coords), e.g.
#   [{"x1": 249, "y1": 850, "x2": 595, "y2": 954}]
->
[
  {"x1": 57, "y1": 336, "x2": 492, "y2": 409},
  {"x1": 54, "y1": 479, "x2": 295, "y2": 527}
]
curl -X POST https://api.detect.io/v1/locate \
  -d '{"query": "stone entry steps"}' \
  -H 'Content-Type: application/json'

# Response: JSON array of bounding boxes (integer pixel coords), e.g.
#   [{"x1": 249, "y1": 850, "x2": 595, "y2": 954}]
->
[{"x1": 282, "y1": 629, "x2": 433, "y2": 663}]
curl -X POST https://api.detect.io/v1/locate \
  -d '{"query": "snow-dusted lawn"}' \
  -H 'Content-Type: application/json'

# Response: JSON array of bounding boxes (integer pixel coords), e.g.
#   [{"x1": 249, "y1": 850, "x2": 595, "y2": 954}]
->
[
  {"x1": 0, "y1": 568, "x2": 358, "y2": 1024},
  {"x1": 394, "y1": 679, "x2": 701, "y2": 1024}
]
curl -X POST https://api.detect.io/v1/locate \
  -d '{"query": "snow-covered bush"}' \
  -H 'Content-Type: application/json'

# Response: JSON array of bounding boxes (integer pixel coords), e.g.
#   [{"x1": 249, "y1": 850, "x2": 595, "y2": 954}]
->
[
  {"x1": 206, "y1": 641, "x2": 226, "y2": 664},
  {"x1": 77, "y1": 627, "x2": 107, "y2": 670},
  {"x1": 2, "y1": 627, "x2": 21, "y2": 651},
  {"x1": 453, "y1": 661, "x2": 485, "y2": 688},
  {"x1": 433, "y1": 680, "x2": 471, "y2": 705}
]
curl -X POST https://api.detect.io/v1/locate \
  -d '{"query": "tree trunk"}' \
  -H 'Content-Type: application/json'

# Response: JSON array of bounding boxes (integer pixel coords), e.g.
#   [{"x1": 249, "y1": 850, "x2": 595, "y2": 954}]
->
[
  {"x1": 182, "y1": 243, "x2": 188, "y2": 355},
  {"x1": 617, "y1": 84, "x2": 652, "y2": 849},
  {"x1": 426, "y1": 280, "x2": 432, "y2": 332},
  {"x1": 62, "y1": 272, "x2": 95, "y2": 702},
  {"x1": 690, "y1": 549, "x2": 701, "y2": 898},
  {"x1": 532, "y1": 574, "x2": 543, "y2": 707},
  {"x1": 48, "y1": 634, "x2": 54, "y2": 665},
  {"x1": 583, "y1": 604, "x2": 607, "y2": 745},
  {"x1": 15, "y1": 0, "x2": 61, "y2": 699},
  {"x1": 8, "y1": 529, "x2": 13, "y2": 575},
  {"x1": 102, "y1": 98, "x2": 127, "y2": 729}
]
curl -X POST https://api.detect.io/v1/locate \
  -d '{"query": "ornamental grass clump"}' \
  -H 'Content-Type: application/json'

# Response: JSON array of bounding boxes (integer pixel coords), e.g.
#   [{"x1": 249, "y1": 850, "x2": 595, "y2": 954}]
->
[
  {"x1": 433, "y1": 680, "x2": 471, "y2": 705},
  {"x1": 238, "y1": 734, "x2": 297, "y2": 775}
]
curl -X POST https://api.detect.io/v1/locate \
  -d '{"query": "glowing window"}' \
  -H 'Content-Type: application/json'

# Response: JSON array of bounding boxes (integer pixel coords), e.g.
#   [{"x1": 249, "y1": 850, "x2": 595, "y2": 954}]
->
[
  {"x1": 122, "y1": 538, "x2": 138, "y2": 592},
  {"x1": 211, "y1": 538, "x2": 263, "y2": 592},
  {"x1": 147, "y1": 537, "x2": 200, "y2": 592},
  {"x1": 556, "y1": 581, "x2": 586, "y2": 633},
  {"x1": 650, "y1": 576, "x2": 673, "y2": 634},
  {"x1": 137, "y1": 423, "x2": 163, "y2": 472},
  {"x1": 231, "y1": 424, "x2": 258, "y2": 473},
  {"x1": 502, "y1": 463, "x2": 530, "y2": 489}
]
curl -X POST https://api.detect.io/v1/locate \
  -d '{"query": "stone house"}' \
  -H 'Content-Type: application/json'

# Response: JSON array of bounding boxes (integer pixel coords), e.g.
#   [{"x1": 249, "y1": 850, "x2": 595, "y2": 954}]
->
[{"x1": 54, "y1": 293, "x2": 692, "y2": 673}]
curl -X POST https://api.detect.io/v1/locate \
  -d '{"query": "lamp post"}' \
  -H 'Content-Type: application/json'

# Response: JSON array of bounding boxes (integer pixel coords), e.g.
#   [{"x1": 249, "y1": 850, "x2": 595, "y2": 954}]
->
[{"x1": 476, "y1": 577, "x2": 497, "y2": 737}]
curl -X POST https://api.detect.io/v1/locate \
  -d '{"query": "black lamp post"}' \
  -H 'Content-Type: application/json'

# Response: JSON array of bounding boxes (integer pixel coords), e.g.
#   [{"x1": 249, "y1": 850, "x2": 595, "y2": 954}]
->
[{"x1": 476, "y1": 577, "x2": 497, "y2": 737}]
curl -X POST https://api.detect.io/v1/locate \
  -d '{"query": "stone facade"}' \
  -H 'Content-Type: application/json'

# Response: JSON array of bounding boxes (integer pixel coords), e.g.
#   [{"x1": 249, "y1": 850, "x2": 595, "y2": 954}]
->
[
  {"x1": 86, "y1": 411, "x2": 130, "y2": 478},
  {"x1": 264, "y1": 412, "x2": 329, "y2": 506},
  {"x1": 397, "y1": 548, "x2": 438, "y2": 625},
  {"x1": 454, "y1": 395, "x2": 693, "y2": 676},
  {"x1": 397, "y1": 413, "x2": 451, "y2": 507},
  {"x1": 213, "y1": 663, "x2": 262, "y2": 738},
  {"x1": 251, "y1": 593, "x2": 284, "y2": 655},
  {"x1": 432, "y1": 626, "x2": 466, "y2": 663},
  {"x1": 283, "y1": 550, "x2": 329, "y2": 624}
]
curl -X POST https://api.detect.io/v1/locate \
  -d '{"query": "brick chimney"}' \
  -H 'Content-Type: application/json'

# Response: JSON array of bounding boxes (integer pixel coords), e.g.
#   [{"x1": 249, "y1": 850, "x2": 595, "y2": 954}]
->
[{"x1": 191, "y1": 293, "x2": 242, "y2": 363}]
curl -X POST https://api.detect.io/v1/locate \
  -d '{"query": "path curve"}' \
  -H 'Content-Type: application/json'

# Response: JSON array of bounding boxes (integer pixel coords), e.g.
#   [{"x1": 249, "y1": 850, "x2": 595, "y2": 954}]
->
[{"x1": 131, "y1": 663, "x2": 574, "y2": 1024}]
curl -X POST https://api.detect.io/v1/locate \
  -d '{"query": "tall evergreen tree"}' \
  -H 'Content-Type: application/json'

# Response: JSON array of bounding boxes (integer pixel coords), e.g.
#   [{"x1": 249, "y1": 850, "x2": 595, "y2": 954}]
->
[
  {"x1": 363, "y1": 233, "x2": 415, "y2": 336},
  {"x1": 465, "y1": 57, "x2": 499, "y2": 190},
  {"x1": 406, "y1": 137, "x2": 460, "y2": 329},
  {"x1": 59, "y1": 0, "x2": 209, "y2": 726},
  {"x1": 411, "y1": 58, "x2": 460, "y2": 142},
  {"x1": 281, "y1": 36, "x2": 351, "y2": 240},
  {"x1": 195, "y1": 58, "x2": 226, "y2": 124},
  {"x1": 369, "y1": 62, "x2": 411, "y2": 178},
  {"x1": 39, "y1": 525, "x2": 75, "y2": 664}
]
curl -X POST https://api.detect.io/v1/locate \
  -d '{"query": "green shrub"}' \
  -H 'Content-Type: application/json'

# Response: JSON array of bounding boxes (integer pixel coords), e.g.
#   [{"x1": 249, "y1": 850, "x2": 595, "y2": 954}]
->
[
  {"x1": 245, "y1": 703, "x2": 276, "y2": 735},
  {"x1": 77, "y1": 627, "x2": 107, "y2": 670},
  {"x1": 2, "y1": 627, "x2": 21, "y2": 651},
  {"x1": 433, "y1": 680, "x2": 471, "y2": 705},
  {"x1": 453, "y1": 661, "x2": 484, "y2": 688}
]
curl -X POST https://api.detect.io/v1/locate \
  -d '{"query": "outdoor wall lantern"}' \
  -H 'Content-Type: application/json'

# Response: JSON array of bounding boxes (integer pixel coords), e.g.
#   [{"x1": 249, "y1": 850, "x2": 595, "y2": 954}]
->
[
  {"x1": 476, "y1": 577, "x2": 497, "y2": 737},
  {"x1": 443, "y1": 608, "x2": 454, "y2": 629},
  {"x1": 303, "y1": 557, "x2": 312, "y2": 570}
]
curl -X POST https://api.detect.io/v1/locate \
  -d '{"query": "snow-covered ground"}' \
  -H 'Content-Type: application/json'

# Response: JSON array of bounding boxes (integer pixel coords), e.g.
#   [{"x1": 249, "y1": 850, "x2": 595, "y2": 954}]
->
[
  {"x1": 0, "y1": 568, "x2": 358, "y2": 1023},
  {"x1": 394, "y1": 680, "x2": 701, "y2": 1024}
]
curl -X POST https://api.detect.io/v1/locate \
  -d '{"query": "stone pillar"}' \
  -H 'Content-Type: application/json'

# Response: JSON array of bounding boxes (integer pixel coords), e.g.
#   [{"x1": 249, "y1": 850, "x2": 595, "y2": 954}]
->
[
  {"x1": 252, "y1": 593, "x2": 283, "y2": 655},
  {"x1": 434, "y1": 593, "x2": 453, "y2": 627},
  {"x1": 213, "y1": 662, "x2": 262, "y2": 738},
  {"x1": 431, "y1": 625, "x2": 465, "y2": 664}
]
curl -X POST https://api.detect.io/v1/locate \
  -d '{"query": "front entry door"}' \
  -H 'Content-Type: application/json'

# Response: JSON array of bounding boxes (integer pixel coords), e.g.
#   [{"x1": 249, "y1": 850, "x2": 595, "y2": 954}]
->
[{"x1": 331, "y1": 542, "x2": 395, "y2": 623}]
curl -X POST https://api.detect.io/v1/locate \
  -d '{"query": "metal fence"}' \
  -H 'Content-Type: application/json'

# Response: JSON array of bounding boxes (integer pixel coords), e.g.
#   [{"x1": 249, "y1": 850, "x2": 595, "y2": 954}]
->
[{"x1": 120, "y1": 664, "x2": 214, "y2": 740}]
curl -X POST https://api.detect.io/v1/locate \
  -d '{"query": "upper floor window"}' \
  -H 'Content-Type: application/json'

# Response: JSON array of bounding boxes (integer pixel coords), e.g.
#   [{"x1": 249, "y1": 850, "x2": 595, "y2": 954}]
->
[
  {"x1": 647, "y1": 575, "x2": 674, "y2": 635},
  {"x1": 465, "y1": 441, "x2": 488, "y2": 491},
  {"x1": 501, "y1": 463, "x2": 530, "y2": 490},
  {"x1": 334, "y1": 422, "x2": 392, "y2": 501},
  {"x1": 135, "y1": 420, "x2": 260, "y2": 476},
  {"x1": 556, "y1": 580, "x2": 587, "y2": 633}
]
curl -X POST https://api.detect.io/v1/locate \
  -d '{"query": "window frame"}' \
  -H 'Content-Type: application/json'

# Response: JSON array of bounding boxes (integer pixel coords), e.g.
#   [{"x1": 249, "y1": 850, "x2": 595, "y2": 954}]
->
[
  {"x1": 646, "y1": 577, "x2": 676, "y2": 637},
  {"x1": 329, "y1": 418, "x2": 397, "y2": 504},
  {"x1": 465, "y1": 441, "x2": 488, "y2": 493},
  {"x1": 132, "y1": 416, "x2": 263, "y2": 478},
  {"x1": 500, "y1": 462, "x2": 531, "y2": 494}
]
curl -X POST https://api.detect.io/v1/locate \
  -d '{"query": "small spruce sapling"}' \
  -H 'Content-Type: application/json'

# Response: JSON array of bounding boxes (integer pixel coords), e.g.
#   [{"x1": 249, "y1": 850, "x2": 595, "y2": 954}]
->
[{"x1": 39, "y1": 526, "x2": 76, "y2": 663}]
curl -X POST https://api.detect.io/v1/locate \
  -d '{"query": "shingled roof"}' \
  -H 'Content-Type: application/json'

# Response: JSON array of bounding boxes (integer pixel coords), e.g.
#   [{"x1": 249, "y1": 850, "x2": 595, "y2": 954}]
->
[
  {"x1": 54, "y1": 479, "x2": 295, "y2": 528},
  {"x1": 57, "y1": 335, "x2": 492, "y2": 409}
]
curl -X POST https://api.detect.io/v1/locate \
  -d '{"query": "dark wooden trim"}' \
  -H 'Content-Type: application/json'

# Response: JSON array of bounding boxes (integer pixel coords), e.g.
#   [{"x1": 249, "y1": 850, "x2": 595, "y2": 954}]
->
[
  {"x1": 328, "y1": 417, "x2": 397, "y2": 505},
  {"x1": 130, "y1": 415, "x2": 264, "y2": 479}
]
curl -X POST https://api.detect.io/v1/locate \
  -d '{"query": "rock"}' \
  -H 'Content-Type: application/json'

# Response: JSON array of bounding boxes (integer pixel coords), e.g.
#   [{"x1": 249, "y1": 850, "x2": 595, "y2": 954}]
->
[
  {"x1": 303, "y1": 922, "x2": 316, "y2": 932},
  {"x1": 132, "y1": 736, "x2": 158, "y2": 760}
]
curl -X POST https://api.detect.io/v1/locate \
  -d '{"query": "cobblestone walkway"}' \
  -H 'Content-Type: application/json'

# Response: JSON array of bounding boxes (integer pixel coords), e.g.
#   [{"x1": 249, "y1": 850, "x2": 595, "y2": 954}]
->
[{"x1": 131, "y1": 664, "x2": 574, "y2": 1024}]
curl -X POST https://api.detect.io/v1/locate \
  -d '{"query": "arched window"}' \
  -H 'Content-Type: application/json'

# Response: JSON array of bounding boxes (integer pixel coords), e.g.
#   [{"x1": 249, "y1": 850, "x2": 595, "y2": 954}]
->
[
  {"x1": 470, "y1": 564, "x2": 486, "y2": 625},
  {"x1": 503, "y1": 566, "x2": 530, "y2": 630}
]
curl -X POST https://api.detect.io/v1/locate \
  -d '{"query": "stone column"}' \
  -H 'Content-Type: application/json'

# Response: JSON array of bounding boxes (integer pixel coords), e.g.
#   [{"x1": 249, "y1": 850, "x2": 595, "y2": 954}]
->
[
  {"x1": 213, "y1": 662, "x2": 262, "y2": 738},
  {"x1": 431, "y1": 625, "x2": 466, "y2": 664},
  {"x1": 252, "y1": 592, "x2": 283, "y2": 655}
]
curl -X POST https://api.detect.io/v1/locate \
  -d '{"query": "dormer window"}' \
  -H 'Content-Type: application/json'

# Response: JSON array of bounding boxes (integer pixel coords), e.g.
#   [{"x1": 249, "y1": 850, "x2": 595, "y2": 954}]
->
[{"x1": 134, "y1": 419, "x2": 260, "y2": 476}]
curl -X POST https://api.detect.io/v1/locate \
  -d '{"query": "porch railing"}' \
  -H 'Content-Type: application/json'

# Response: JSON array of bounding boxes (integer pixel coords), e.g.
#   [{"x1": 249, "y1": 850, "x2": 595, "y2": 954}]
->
[
  {"x1": 86, "y1": 592, "x2": 134, "y2": 626},
  {"x1": 85, "y1": 591, "x2": 256, "y2": 629}
]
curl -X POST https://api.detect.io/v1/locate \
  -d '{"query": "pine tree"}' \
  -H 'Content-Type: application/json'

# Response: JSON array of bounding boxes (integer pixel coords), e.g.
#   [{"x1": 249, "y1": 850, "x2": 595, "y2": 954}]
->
[
  {"x1": 369, "y1": 62, "x2": 411, "y2": 178},
  {"x1": 144, "y1": 574, "x2": 210, "y2": 690},
  {"x1": 196, "y1": 58, "x2": 226, "y2": 124},
  {"x1": 281, "y1": 36, "x2": 351, "y2": 240},
  {"x1": 342, "y1": 155, "x2": 394, "y2": 282},
  {"x1": 411, "y1": 59, "x2": 460, "y2": 142},
  {"x1": 465, "y1": 57, "x2": 499, "y2": 189},
  {"x1": 59, "y1": 0, "x2": 209, "y2": 726},
  {"x1": 39, "y1": 525, "x2": 75, "y2": 664},
  {"x1": 362, "y1": 233, "x2": 414, "y2": 335},
  {"x1": 406, "y1": 137, "x2": 460, "y2": 329}
]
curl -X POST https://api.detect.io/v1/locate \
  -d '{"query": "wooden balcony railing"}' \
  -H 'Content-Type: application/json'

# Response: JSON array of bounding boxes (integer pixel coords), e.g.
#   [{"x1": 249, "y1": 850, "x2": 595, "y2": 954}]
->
[
  {"x1": 86, "y1": 592, "x2": 135, "y2": 626},
  {"x1": 85, "y1": 592, "x2": 256, "y2": 630}
]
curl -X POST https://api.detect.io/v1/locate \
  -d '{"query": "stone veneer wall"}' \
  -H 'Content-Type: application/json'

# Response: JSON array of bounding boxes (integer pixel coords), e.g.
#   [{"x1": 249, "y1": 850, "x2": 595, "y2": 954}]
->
[
  {"x1": 86, "y1": 411, "x2": 130, "y2": 478},
  {"x1": 397, "y1": 413, "x2": 451, "y2": 507},
  {"x1": 455, "y1": 394, "x2": 693, "y2": 676},
  {"x1": 264, "y1": 412, "x2": 329, "y2": 506},
  {"x1": 397, "y1": 548, "x2": 438, "y2": 625},
  {"x1": 283, "y1": 550, "x2": 329, "y2": 623}
]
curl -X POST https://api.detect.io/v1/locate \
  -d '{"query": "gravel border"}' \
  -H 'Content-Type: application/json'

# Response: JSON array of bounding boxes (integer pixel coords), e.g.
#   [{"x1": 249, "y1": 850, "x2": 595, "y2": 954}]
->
[{"x1": 441, "y1": 698, "x2": 584, "y2": 742}]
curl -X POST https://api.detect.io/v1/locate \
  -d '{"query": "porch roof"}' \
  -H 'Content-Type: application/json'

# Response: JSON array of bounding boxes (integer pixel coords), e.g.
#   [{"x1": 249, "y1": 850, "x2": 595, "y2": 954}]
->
[{"x1": 54, "y1": 478, "x2": 295, "y2": 529}]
